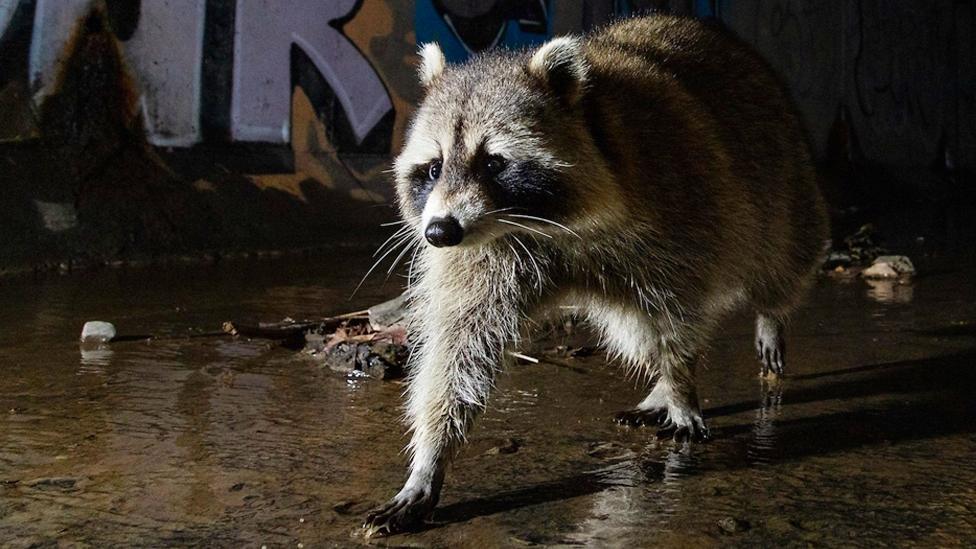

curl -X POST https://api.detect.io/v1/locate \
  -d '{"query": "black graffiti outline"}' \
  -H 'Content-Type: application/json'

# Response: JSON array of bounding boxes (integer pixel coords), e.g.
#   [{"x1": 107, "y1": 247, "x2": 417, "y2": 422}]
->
[{"x1": 432, "y1": 0, "x2": 548, "y2": 54}]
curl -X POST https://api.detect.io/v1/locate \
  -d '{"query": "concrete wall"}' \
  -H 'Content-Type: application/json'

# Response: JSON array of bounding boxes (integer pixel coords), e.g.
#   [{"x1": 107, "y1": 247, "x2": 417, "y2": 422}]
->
[
  {"x1": 720, "y1": 0, "x2": 975, "y2": 168},
  {"x1": 0, "y1": 0, "x2": 971, "y2": 270}
]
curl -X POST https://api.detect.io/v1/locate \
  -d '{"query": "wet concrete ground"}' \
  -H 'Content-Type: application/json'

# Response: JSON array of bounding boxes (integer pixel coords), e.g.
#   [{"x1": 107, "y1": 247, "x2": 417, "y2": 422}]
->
[{"x1": 1, "y1": 252, "x2": 975, "y2": 547}]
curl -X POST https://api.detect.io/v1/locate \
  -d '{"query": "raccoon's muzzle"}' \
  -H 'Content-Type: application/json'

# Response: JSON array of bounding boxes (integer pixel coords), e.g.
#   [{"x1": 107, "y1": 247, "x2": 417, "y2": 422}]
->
[{"x1": 425, "y1": 216, "x2": 464, "y2": 247}]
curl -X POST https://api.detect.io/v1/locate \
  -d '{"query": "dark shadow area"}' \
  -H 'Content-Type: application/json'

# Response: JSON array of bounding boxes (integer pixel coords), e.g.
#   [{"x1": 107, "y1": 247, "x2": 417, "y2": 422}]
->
[
  {"x1": 911, "y1": 322, "x2": 976, "y2": 338},
  {"x1": 430, "y1": 466, "x2": 631, "y2": 529},
  {"x1": 705, "y1": 348, "x2": 976, "y2": 417},
  {"x1": 429, "y1": 348, "x2": 976, "y2": 527}
]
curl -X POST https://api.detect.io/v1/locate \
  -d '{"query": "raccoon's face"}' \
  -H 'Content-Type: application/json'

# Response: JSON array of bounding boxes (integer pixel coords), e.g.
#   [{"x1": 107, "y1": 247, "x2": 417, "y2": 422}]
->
[{"x1": 394, "y1": 38, "x2": 589, "y2": 248}]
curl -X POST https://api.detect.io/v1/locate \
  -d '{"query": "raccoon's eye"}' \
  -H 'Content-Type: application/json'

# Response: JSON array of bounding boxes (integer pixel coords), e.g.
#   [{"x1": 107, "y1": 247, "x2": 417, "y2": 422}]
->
[
  {"x1": 485, "y1": 155, "x2": 507, "y2": 176},
  {"x1": 427, "y1": 160, "x2": 442, "y2": 181}
]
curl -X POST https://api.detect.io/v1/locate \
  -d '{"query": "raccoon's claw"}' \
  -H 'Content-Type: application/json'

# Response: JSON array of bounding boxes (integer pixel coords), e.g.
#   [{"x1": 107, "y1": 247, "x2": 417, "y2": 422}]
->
[
  {"x1": 616, "y1": 408, "x2": 711, "y2": 442},
  {"x1": 613, "y1": 408, "x2": 668, "y2": 427},
  {"x1": 656, "y1": 419, "x2": 711, "y2": 443},
  {"x1": 758, "y1": 343, "x2": 785, "y2": 377},
  {"x1": 657, "y1": 425, "x2": 712, "y2": 442},
  {"x1": 363, "y1": 487, "x2": 436, "y2": 538},
  {"x1": 755, "y1": 316, "x2": 786, "y2": 377}
]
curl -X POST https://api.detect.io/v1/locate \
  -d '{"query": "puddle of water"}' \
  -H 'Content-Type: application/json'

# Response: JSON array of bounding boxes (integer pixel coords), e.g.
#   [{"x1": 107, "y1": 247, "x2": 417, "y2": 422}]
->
[{"x1": 1, "y1": 253, "x2": 975, "y2": 547}]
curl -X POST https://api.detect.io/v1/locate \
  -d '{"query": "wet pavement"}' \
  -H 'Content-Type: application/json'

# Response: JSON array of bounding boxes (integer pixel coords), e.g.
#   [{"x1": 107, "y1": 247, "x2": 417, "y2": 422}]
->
[{"x1": 1, "y1": 252, "x2": 975, "y2": 547}]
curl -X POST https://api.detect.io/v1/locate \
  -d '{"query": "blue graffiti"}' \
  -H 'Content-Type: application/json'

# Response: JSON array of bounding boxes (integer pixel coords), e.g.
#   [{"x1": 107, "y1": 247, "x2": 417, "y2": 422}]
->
[{"x1": 415, "y1": 0, "x2": 551, "y2": 63}]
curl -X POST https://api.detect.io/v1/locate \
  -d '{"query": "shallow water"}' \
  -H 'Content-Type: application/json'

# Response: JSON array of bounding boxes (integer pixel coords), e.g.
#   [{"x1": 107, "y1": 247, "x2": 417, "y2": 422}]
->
[{"x1": 1, "y1": 253, "x2": 975, "y2": 547}]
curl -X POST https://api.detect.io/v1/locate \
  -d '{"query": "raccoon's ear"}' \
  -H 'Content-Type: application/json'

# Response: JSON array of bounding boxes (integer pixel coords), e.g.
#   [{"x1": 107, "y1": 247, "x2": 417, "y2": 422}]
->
[
  {"x1": 528, "y1": 36, "x2": 588, "y2": 104},
  {"x1": 417, "y1": 42, "x2": 446, "y2": 88}
]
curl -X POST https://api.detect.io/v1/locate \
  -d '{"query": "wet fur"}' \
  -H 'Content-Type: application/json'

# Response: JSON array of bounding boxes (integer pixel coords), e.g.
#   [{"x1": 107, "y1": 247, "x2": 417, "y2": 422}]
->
[{"x1": 365, "y1": 16, "x2": 828, "y2": 536}]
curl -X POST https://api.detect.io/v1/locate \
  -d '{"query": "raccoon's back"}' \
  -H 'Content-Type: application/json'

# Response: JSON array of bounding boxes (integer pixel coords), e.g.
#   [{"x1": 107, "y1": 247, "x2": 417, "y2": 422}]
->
[{"x1": 583, "y1": 16, "x2": 828, "y2": 304}]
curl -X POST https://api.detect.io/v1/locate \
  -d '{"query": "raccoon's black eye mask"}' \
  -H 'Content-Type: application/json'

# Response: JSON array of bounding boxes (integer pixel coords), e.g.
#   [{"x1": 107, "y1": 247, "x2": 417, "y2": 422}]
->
[
  {"x1": 407, "y1": 160, "x2": 439, "y2": 211},
  {"x1": 485, "y1": 158, "x2": 566, "y2": 218}
]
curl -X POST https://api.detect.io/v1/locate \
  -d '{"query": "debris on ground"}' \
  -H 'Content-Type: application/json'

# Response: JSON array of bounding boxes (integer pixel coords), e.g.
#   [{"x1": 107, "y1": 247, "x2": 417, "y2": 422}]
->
[
  {"x1": 24, "y1": 477, "x2": 79, "y2": 491},
  {"x1": 542, "y1": 345, "x2": 597, "y2": 358},
  {"x1": 824, "y1": 224, "x2": 888, "y2": 274},
  {"x1": 221, "y1": 310, "x2": 369, "y2": 346},
  {"x1": 80, "y1": 321, "x2": 116, "y2": 343},
  {"x1": 222, "y1": 294, "x2": 595, "y2": 381},
  {"x1": 485, "y1": 438, "x2": 521, "y2": 455},
  {"x1": 718, "y1": 517, "x2": 751, "y2": 534},
  {"x1": 823, "y1": 224, "x2": 921, "y2": 282},
  {"x1": 862, "y1": 255, "x2": 916, "y2": 279},
  {"x1": 305, "y1": 324, "x2": 407, "y2": 380},
  {"x1": 223, "y1": 296, "x2": 410, "y2": 379}
]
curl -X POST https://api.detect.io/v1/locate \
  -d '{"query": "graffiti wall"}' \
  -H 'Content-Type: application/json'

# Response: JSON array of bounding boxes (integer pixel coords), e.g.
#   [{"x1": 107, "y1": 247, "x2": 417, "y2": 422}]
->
[
  {"x1": 0, "y1": 0, "x2": 395, "y2": 156},
  {"x1": 2, "y1": 1, "x2": 972, "y2": 166},
  {"x1": 0, "y1": 0, "x2": 972, "y2": 270}
]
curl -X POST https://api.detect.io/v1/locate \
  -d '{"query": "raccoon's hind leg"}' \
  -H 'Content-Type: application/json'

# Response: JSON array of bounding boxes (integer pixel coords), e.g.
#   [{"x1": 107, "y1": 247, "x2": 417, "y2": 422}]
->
[
  {"x1": 755, "y1": 313, "x2": 786, "y2": 376},
  {"x1": 592, "y1": 304, "x2": 711, "y2": 442}
]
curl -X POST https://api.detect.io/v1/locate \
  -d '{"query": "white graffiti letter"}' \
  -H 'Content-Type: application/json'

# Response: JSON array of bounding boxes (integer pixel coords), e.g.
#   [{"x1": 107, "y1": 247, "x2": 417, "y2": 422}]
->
[
  {"x1": 232, "y1": 0, "x2": 392, "y2": 144},
  {"x1": 28, "y1": 0, "x2": 206, "y2": 147}
]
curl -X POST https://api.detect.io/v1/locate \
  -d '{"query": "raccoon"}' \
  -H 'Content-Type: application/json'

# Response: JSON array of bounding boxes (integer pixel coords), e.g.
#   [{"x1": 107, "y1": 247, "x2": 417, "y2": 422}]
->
[{"x1": 363, "y1": 15, "x2": 828, "y2": 536}]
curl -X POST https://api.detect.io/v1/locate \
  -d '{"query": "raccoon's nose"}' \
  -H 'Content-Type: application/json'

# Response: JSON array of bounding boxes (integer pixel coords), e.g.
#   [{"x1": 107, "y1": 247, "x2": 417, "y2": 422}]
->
[{"x1": 425, "y1": 216, "x2": 464, "y2": 247}]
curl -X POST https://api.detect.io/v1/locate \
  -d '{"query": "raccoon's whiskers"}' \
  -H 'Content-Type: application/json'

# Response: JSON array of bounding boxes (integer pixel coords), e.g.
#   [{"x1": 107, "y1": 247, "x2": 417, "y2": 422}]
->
[
  {"x1": 373, "y1": 225, "x2": 413, "y2": 258},
  {"x1": 407, "y1": 241, "x2": 423, "y2": 288},
  {"x1": 505, "y1": 214, "x2": 582, "y2": 240},
  {"x1": 381, "y1": 215, "x2": 421, "y2": 228},
  {"x1": 352, "y1": 234, "x2": 413, "y2": 297},
  {"x1": 505, "y1": 243, "x2": 523, "y2": 269},
  {"x1": 509, "y1": 234, "x2": 543, "y2": 292},
  {"x1": 497, "y1": 219, "x2": 552, "y2": 239},
  {"x1": 484, "y1": 207, "x2": 519, "y2": 216},
  {"x1": 387, "y1": 236, "x2": 420, "y2": 278}
]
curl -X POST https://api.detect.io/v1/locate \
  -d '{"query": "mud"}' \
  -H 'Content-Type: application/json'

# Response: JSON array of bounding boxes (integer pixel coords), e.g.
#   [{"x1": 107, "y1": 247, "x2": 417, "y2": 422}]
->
[{"x1": 1, "y1": 252, "x2": 975, "y2": 547}]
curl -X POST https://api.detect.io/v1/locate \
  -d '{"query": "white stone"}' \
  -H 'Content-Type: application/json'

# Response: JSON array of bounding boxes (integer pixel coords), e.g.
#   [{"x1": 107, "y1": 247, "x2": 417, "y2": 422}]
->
[
  {"x1": 862, "y1": 263, "x2": 898, "y2": 279},
  {"x1": 873, "y1": 255, "x2": 916, "y2": 274},
  {"x1": 863, "y1": 255, "x2": 915, "y2": 279},
  {"x1": 80, "y1": 321, "x2": 116, "y2": 343}
]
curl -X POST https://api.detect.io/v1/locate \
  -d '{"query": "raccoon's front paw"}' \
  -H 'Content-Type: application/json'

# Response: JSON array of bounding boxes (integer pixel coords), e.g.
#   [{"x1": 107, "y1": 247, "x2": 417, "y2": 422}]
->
[
  {"x1": 615, "y1": 407, "x2": 710, "y2": 442},
  {"x1": 656, "y1": 408, "x2": 711, "y2": 443},
  {"x1": 613, "y1": 408, "x2": 668, "y2": 427},
  {"x1": 363, "y1": 487, "x2": 437, "y2": 538},
  {"x1": 657, "y1": 419, "x2": 711, "y2": 442}
]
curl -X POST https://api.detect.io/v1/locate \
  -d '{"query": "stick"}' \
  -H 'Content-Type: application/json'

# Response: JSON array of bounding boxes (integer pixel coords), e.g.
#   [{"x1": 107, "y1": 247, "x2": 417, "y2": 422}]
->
[{"x1": 222, "y1": 313, "x2": 369, "y2": 341}]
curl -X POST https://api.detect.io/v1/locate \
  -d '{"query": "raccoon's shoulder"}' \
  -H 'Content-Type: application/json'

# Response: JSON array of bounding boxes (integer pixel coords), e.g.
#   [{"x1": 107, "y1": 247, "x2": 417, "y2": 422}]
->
[{"x1": 584, "y1": 15, "x2": 748, "y2": 67}]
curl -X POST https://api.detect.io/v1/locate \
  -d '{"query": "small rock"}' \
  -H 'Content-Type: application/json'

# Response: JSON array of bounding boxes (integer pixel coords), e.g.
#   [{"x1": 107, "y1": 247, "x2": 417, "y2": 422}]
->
[
  {"x1": 80, "y1": 321, "x2": 116, "y2": 343},
  {"x1": 718, "y1": 517, "x2": 750, "y2": 534},
  {"x1": 320, "y1": 341, "x2": 405, "y2": 380},
  {"x1": 862, "y1": 262, "x2": 898, "y2": 278},
  {"x1": 486, "y1": 438, "x2": 521, "y2": 455},
  {"x1": 862, "y1": 255, "x2": 915, "y2": 279},
  {"x1": 230, "y1": 482, "x2": 245, "y2": 492}
]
